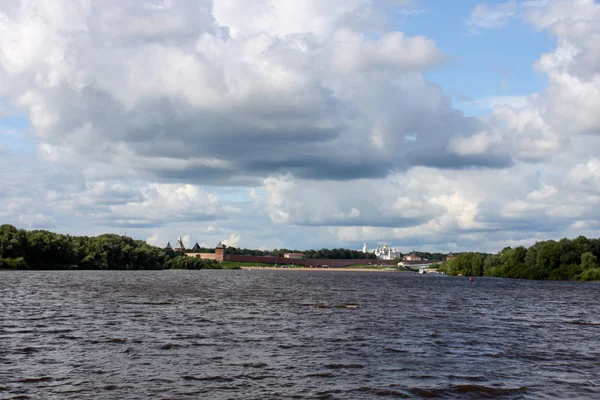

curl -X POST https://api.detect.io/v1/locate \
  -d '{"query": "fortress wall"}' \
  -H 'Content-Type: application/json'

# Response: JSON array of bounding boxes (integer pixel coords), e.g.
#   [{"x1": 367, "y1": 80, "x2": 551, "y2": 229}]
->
[
  {"x1": 223, "y1": 254, "x2": 397, "y2": 267},
  {"x1": 187, "y1": 253, "x2": 219, "y2": 261},
  {"x1": 185, "y1": 252, "x2": 398, "y2": 266},
  {"x1": 224, "y1": 255, "x2": 288, "y2": 264}
]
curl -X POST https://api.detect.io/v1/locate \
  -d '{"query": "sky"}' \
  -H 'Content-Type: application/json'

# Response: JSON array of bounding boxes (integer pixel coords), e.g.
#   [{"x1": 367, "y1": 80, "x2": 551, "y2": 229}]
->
[{"x1": 1, "y1": 0, "x2": 600, "y2": 254}]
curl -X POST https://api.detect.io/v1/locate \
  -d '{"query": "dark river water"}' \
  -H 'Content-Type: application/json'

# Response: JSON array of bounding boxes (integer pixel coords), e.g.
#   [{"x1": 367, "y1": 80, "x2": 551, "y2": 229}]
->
[{"x1": 1, "y1": 270, "x2": 599, "y2": 399}]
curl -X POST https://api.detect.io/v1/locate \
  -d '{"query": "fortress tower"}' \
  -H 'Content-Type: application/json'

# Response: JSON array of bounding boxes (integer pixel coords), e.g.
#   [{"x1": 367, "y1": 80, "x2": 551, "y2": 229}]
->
[
  {"x1": 174, "y1": 236, "x2": 186, "y2": 252},
  {"x1": 215, "y1": 241, "x2": 225, "y2": 262}
]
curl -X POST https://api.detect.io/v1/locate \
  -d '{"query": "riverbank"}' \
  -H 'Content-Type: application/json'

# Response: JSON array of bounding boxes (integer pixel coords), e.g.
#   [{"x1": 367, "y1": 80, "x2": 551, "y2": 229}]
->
[{"x1": 241, "y1": 266, "x2": 402, "y2": 272}]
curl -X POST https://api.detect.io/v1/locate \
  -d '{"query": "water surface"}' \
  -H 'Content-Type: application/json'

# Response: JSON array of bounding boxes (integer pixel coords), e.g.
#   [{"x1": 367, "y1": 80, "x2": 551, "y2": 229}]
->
[{"x1": 1, "y1": 270, "x2": 599, "y2": 399}]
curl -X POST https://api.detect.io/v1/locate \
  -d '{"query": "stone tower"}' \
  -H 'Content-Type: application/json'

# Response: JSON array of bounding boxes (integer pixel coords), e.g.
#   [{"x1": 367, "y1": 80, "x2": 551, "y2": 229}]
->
[
  {"x1": 174, "y1": 236, "x2": 185, "y2": 252},
  {"x1": 215, "y1": 241, "x2": 225, "y2": 262}
]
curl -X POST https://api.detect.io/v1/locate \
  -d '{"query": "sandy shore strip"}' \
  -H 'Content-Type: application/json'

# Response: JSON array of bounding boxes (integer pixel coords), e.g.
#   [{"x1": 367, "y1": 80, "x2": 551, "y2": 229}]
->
[{"x1": 241, "y1": 267, "x2": 399, "y2": 272}]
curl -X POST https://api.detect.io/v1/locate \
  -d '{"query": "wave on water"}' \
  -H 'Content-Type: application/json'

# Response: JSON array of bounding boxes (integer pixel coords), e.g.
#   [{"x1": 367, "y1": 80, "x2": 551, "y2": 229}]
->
[
  {"x1": 409, "y1": 384, "x2": 530, "y2": 398},
  {"x1": 355, "y1": 384, "x2": 529, "y2": 399},
  {"x1": 13, "y1": 377, "x2": 53, "y2": 383},
  {"x1": 1, "y1": 270, "x2": 599, "y2": 399},
  {"x1": 181, "y1": 375, "x2": 234, "y2": 382}
]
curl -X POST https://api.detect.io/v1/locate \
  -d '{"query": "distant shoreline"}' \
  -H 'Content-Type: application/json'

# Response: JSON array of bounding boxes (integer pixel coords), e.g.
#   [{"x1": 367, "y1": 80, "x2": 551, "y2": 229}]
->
[{"x1": 241, "y1": 266, "x2": 400, "y2": 272}]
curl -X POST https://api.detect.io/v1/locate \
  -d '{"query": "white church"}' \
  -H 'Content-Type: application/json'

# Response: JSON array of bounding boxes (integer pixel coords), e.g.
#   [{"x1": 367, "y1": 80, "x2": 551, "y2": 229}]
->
[{"x1": 363, "y1": 242, "x2": 402, "y2": 260}]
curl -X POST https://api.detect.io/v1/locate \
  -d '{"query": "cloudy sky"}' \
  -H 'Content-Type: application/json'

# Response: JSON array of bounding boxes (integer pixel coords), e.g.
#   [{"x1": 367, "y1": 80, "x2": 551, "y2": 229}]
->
[{"x1": 1, "y1": 0, "x2": 600, "y2": 253}]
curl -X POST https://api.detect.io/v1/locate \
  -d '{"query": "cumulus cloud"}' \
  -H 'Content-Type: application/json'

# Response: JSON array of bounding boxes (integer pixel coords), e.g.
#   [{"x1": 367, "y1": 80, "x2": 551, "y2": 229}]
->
[
  {"x1": 524, "y1": 0, "x2": 600, "y2": 137},
  {"x1": 565, "y1": 158, "x2": 600, "y2": 193},
  {"x1": 0, "y1": 0, "x2": 509, "y2": 190},
  {"x1": 251, "y1": 136, "x2": 600, "y2": 252},
  {"x1": 0, "y1": 152, "x2": 235, "y2": 233},
  {"x1": 449, "y1": 104, "x2": 562, "y2": 163},
  {"x1": 222, "y1": 232, "x2": 241, "y2": 248},
  {"x1": 2, "y1": 0, "x2": 600, "y2": 253},
  {"x1": 453, "y1": 0, "x2": 600, "y2": 167},
  {"x1": 327, "y1": 153, "x2": 600, "y2": 252},
  {"x1": 252, "y1": 173, "x2": 442, "y2": 227}
]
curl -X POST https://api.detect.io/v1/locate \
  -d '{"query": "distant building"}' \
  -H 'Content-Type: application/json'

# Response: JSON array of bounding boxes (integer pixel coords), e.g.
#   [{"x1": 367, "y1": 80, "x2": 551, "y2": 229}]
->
[
  {"x1": 374, "y1": 244, "x2": 401, "y2": 260},
  {"x1": 191, "y1": 242, "x2": 201, "y2": 252},
  {"x1": 215, "y1": 241, "x2": 226, "y2": 261},
  {"x1": 164, "y1": 241, "x2": 173, "y2": 251},
  {"x1": 404, "y1": 252, "x2": 422, "y2": 262},
  {"x1": 284, "y1": 253, "x2": 305, "y2": 259},
  {"x1": 446, "y1": 253, "x2": 455, "y2": 261},
  {"x1": 174, "y1": 236, "x2": 186, "y2": 252},
  {"x1": 363, "y1": 242, "x2": 367, "y2": 253}
]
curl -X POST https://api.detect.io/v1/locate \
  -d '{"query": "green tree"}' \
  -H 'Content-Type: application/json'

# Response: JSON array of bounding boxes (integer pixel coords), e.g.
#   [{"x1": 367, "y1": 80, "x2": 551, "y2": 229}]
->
[
  {"x1": 576, "y1": 252, "x2": 600, "y2": 281},
  {"x1": 166, "y1": 255, "x2": 218, "y2": 270},
  {"x1": 581, "y1": 252, "x2": 597, "y2": 270},
  {"x1": 0, "y1": 224, "x2": 26, "y2": 260},
  {"x1": 537, "y1": 241, "x2": 562, "y2": 279},
  {"x1": 471, "y1": 253, "x2": 484, "y2": 276},
  {"x1": 483, "y1": 254, "x2": 501, "y2": 276}
]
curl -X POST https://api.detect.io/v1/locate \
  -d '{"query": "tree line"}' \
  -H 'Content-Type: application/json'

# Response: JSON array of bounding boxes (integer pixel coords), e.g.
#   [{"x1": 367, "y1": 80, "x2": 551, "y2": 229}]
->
[
  {"x1": 184, "y1": 243, "x2": 453, "y2": 261},
  {"x1": 410, "y1": 251, "x2": 447, "y2": 261},
  {"x1": 212, "y1": 246, "x2": 447, "y2": 261},
  {"x1": 214, "y1": 246, "x2": 377, "y2": 259},
  {"x1": 0, "y1": 224, "x2": 219, "y2": 270},
  {"x1": 438, "y1": 236, "x2": 600, "y2": 281}
]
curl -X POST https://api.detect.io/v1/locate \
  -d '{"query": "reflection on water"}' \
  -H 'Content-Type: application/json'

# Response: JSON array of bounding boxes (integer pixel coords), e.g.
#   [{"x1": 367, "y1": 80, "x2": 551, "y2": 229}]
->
[{"x1": 1, "y1": 270, "x2": 599, "y2": 399}]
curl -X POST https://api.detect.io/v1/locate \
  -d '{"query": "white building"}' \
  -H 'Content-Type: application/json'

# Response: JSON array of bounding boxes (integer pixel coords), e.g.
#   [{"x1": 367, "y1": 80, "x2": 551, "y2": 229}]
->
[{"x1": 372, "y1": 244, "x2": 401, "y2": 260}]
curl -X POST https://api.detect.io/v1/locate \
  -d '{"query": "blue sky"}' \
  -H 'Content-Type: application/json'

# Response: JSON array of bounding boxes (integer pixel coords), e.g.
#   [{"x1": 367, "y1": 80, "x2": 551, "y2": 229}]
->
[
  {"x1": 1, "y1": 0, "x2": 600, "y2": 253},
  {"x1": 0, "y1": 115, "x2": 33, "y2": 154},
  {"x1": 402, "y1": 0, "x2": 553, "y2": 115}
]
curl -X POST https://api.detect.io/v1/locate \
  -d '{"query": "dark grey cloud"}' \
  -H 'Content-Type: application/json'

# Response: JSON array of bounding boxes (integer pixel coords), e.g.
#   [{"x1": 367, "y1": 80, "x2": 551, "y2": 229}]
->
[{"x1": 0, "y1": 0, "x2": 520, "y2": 189}]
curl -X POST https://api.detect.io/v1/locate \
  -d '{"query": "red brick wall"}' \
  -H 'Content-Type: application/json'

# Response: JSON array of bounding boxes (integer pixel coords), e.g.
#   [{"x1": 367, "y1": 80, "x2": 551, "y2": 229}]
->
[
  {"x1": 187, "y1": 253, "x2": 219, "y2": 261},
  {"x1": 223, "y1": 254, "x2": 396, "y2": 267}
]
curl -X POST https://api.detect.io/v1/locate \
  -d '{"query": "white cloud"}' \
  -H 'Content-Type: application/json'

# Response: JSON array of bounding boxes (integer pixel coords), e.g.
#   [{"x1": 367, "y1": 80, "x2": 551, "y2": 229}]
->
[
  {"x1": 0, "y1": 0, "x2": 504, "y2": 189},
  {"x1": 523, "y1": 1, "x2": 600, "y2": 137},
  {"x1": 1, "y1": 0, "x2": 600, "y2": 254},
  {"x1": 449, "y1": 131, "x2": 504, "y2": 156},
  {"x1": 213, "y1": 0, "x2": 361, "y2": 39},
  {"x1": 254, "y1": 173, "x2": 443, "y2": 227},
  {"x1": 458, "y1": 0, "x2": 600, "y2": 165},
  {"x1": 526, "y1": 183, "x2": 558, "y2": 201},
  {"x1": 222, "y1": 232, "x2": 241, "y2": 248},
  {"x1": 328, "y1": 29, "x2": 445, "y2": 74},
  {"x1": 17, "y1": 213, "x2": 56, "y2": 229},
  {"x1": 145, "y1": 231, "x2": 163, "y2": 247},
  {"x1": 565, "y1": 158, "x2": 600, "y2": 193},
  {"x1": 468, "y1": 0, "x2": 519, "y2": 32},
  {"x1": 467, "y1": 0, "x2": 548, "y2": 33}
]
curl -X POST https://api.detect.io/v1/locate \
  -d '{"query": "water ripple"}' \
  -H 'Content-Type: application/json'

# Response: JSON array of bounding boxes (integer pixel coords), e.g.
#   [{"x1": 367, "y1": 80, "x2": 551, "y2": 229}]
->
[{"x1": 1, "y1": 270, "x2": 599, "y2": 399}]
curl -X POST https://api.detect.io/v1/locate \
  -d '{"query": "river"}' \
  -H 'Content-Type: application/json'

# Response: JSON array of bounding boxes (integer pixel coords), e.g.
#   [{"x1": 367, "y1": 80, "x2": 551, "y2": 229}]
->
[{"x1": 1, "y1": 270, "x2": 599, "y2": 399}]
